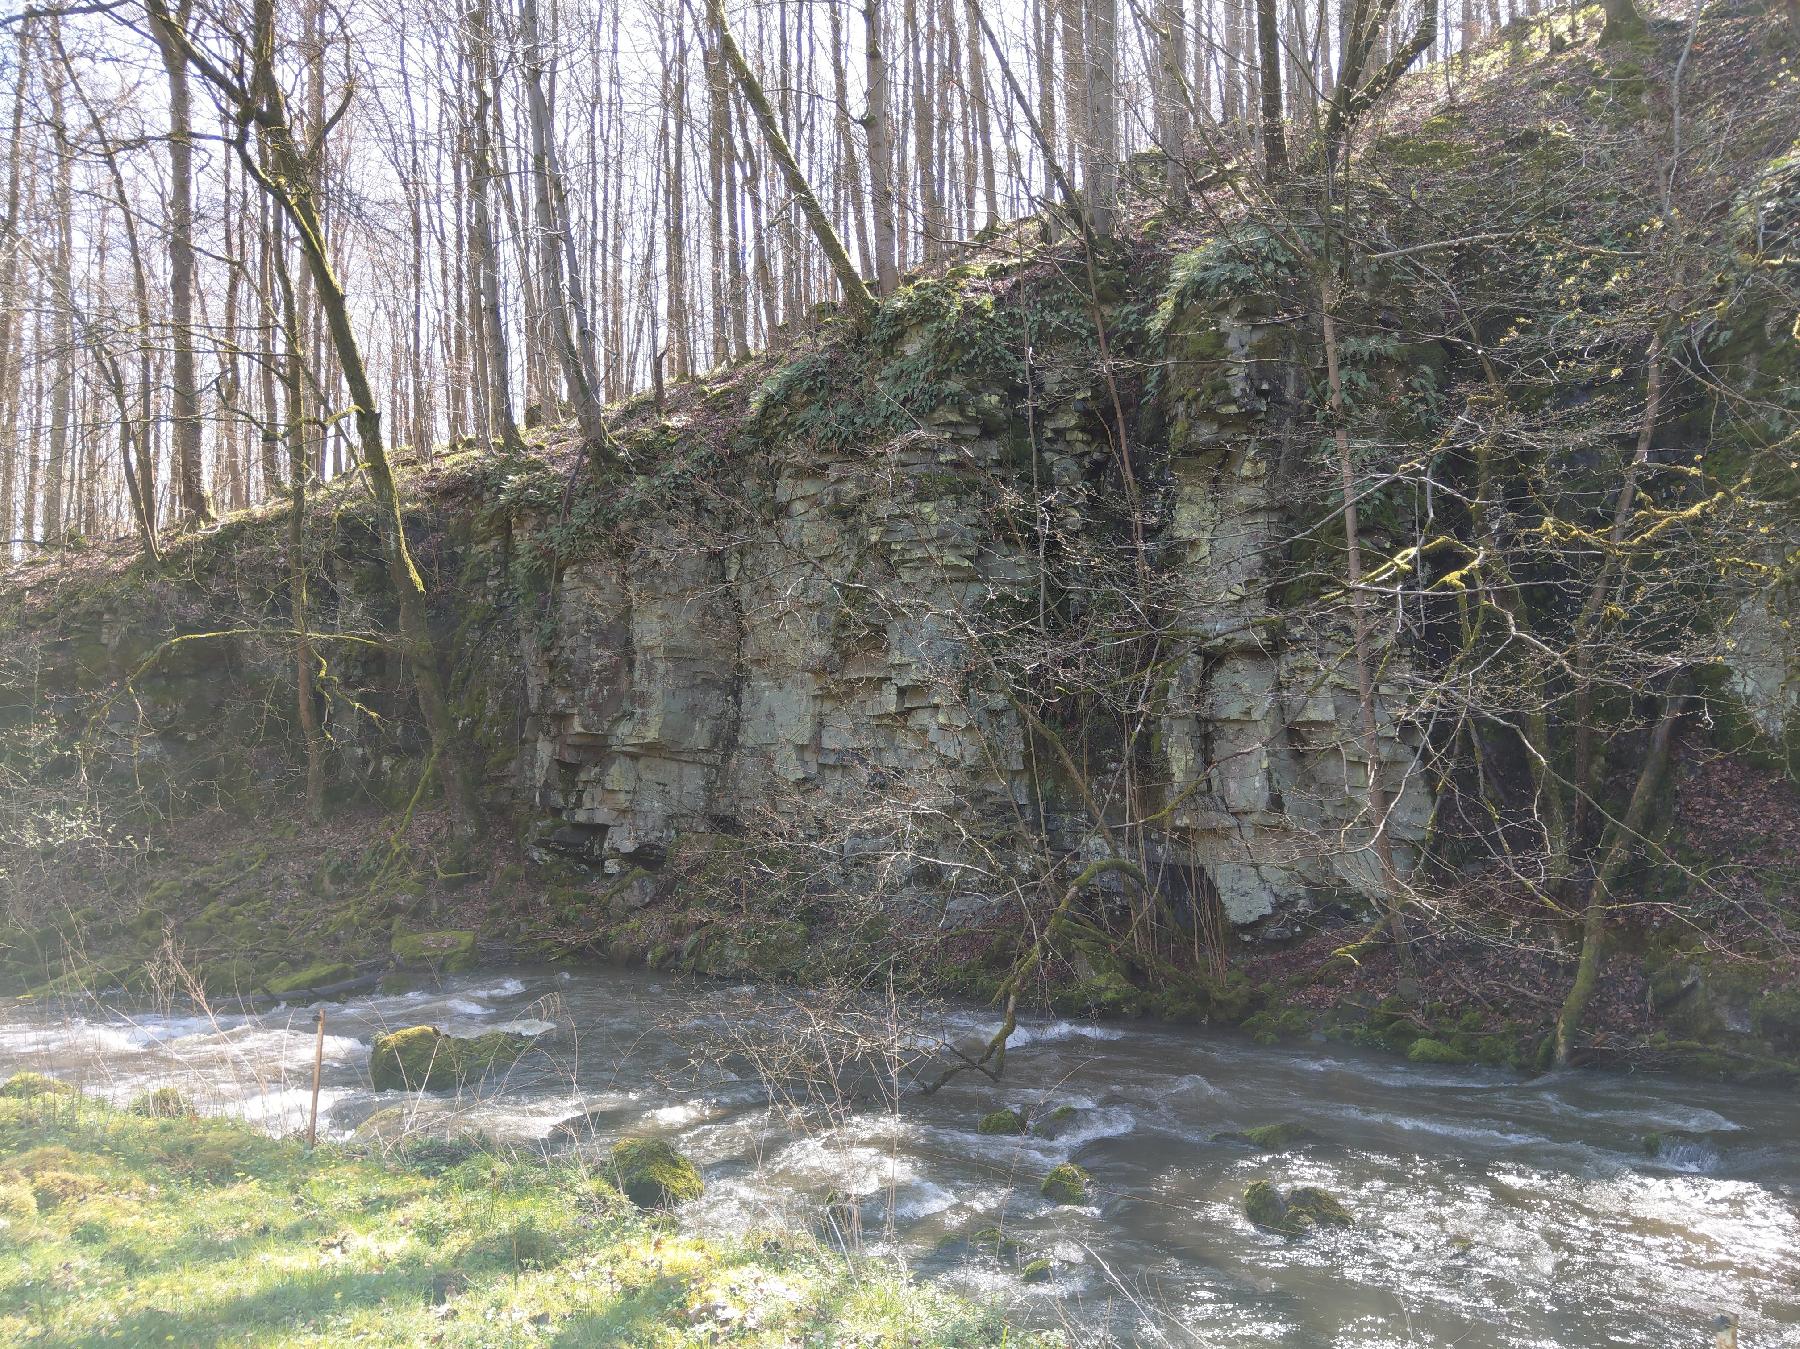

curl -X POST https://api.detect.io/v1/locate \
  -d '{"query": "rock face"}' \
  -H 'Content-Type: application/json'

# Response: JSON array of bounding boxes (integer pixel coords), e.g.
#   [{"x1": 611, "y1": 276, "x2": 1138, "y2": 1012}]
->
[
  {"x1": 0, "y1": 279, "x2": 1441, "y2": 947},
  {"x1": 521, "y1": 297, "x2": 1432, "y2": 935}
]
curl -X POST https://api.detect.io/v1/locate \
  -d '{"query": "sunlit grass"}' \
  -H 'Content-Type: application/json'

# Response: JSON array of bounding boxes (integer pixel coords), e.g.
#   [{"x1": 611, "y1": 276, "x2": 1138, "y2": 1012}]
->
[{"x1": 0, "y1": 1092, "x2": 1044, "y2": 1346}]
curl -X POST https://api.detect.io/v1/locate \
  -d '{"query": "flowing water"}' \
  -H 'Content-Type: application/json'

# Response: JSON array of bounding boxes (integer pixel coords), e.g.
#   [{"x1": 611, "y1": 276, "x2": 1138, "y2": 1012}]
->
[{"x1": 3, "y1": 965, "x2": 1796, "y2": 1346}]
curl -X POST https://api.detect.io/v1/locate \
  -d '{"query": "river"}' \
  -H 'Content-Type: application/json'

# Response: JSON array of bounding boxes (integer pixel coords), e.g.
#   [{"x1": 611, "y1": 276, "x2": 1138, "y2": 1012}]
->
[{"x1": 2, "y1": 965, "x2": 1795, "y2": 1346}]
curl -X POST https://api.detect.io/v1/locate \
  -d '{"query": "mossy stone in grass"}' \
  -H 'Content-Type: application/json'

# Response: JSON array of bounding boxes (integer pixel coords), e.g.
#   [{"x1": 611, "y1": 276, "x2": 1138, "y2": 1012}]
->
[
  {"x1": 1407, "y1": 1037, "x2": 1470, "y2": 1065},
  {"x1": 977, "y1": 1107, "x2": 1028, "y2": 1136},
  {"x1": 368, "y1": 1026, "x2": 531, "y2": 1092},
  {"x1": 129, "y1": 1087, "x2": 193, "y2": 1119},
  {"x1": 1040, "y1": 1163, "x2": 1089, "y2": 1205},
  {"x1": 0, "y1": 1174, "x2": 36, "y2": 1220},
  {"x1": 28, "y1": 1170, "x2": 103, "y2": 1209},
  {"x1": 607, "y1": 1137, "x2": 703, "y2": 1209},
  {"x1": 0, "y1": 1072, "x2": 76, "y2": 1100},
  {"x1": 390, "y1": 930, "x2": 478, "y2": 974}
]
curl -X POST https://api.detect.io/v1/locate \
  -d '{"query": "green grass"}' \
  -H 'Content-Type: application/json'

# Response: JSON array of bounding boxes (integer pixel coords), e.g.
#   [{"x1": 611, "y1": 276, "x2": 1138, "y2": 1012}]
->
[{"x1": 0, "y1": 1090, "x2": 1046, "y2": 1346}]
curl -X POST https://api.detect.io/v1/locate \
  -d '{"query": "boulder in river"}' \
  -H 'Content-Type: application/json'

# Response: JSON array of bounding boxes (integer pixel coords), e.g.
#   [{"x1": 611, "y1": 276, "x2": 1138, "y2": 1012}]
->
[
  {"x1": 977, "y1": 1107, "x2": 1028, "y2": 1136},
  {"x1": 1041, "y1": 1163, "x2": 1090, "y2": 1205},
  {"x1": 607, "y1": 1137, "x2": 704, "y2": 1209},
  {"x1": 1243, "y1": 1179, "x2": 1353, "y2": 1236},
  {"x1": 1214, "y1": 1122, "x2": 1320, "y2": 1151},
  {"x1": 368, "y1": 1026, "x2": 531, "y2": 1092},
  {"x1": 1031, "y1": 1105, "x2": 1082, "y2": 1139}
]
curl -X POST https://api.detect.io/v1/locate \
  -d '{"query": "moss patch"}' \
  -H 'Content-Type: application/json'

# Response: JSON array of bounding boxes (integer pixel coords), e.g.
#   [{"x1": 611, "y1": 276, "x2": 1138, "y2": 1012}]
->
[
  {"x1": 368, "y1": 1026, "x2": 532, "y2": 1092},
  {"x1": 607, "y1": 1137, "x2": 704, "y2": 1209},
  {"x1": 391, "y1": 930, "x2": 478, "y2": 974},
  {"x1": 1040, "y1": 1163, "x2": 1090, "y2": 1205},
  {"x1": 0, "y1": 1073, "x2": 77, "y2": 1101},
  {"x1": 1243, "y1": 1180, "x2": 1353, "y2": 1237}
]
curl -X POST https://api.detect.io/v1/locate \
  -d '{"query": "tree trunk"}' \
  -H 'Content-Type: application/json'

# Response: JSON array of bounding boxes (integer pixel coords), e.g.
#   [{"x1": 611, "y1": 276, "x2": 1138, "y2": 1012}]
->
[
  {"x1": 1157, "y1": 0, "x2": 1190, "y2": 216},
  {"x1": 520, "y1": 0, "x2": 610, "y2": 459},
  {"x1": 1084, "y1": 0, "x2": 1117, "y2": 234},
  {"x1": 1321, "y1": 279, "x2": 1412, "y2": 976},
  {"x1": 864, "y1": 0, "x2": 900, "y2": 294},
  {"x1": 1254, "y1": 0, "x2": 1287, "y2": 180},
  {"x1": 1553, "y1": 688, "x2": 1683, "y2": 1067},
  {"x1": 162, "y1": 0, "x2": 479, "y2": 836},
  {"x1": 149, "y1": 0, "x2": 212, "y2": 524},
  {"x1": 1599, "y1": 0, "x2": 1646, "y2": 44},
  {"x1": 466, "y1": 0, "x2": 523, "y2": 452},
  {"x1": 710, "y1": 0, "x2": 877, "y2": 325}
]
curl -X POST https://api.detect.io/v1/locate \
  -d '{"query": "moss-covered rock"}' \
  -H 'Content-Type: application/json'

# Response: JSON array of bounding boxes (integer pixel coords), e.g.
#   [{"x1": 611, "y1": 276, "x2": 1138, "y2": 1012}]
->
[
  {"x1": 128, "y1": 1087, "x2": 193, "y2": 1119},
  {"x1": 26, "y1": 1170, "x2": 103, "y2": 1209},
  {"x1": 0, "y1": 1073, "x2": 77, "y2": 1100},
  {"x1": 0, "y1": 1173, "x2": 36, "y2": 1220},
  {"x1": 607, "y1": 1137, "x2": 703, "y2": 1209},
  {"x1": 1040, "y1": 1163, "x2": 1089, "y2": 1205},
  {"x1": 368, "y1": 1026, "x2": 531, "y2": 1092},
  {"x1": 1407, "y1": 1037, "x2": 1470, "y2": 1065},
  {"x1": 263, "y1": 961, "x2": 355, "y2": 997},
  {"x1": 967, "y1": 1225, "x2": 1021, "y2": 1260},
  {"x1": 1243, "y1": 1179, "x2": 1353, "y2": 1236},
  {"x1": 390, "y1": 930, "x2": 478, "y2": 974},
  {"x1": 1021, "y1": 1258, "x2": 1053, "y2": 1284},
  {"x1": 1216, "y1": 1122, "x2": 1320, "y2": 1151},
  {"x1": 977, "y1": 1107, "x2": 1028, "y2": 1136},
  {"x1": 1031, "y1": 1105, "x2": 1081, "y2": 1140}
]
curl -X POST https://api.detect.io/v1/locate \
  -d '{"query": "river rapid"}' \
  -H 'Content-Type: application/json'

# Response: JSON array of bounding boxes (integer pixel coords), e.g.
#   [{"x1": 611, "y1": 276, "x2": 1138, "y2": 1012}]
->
[{"x1": 2, "y1": 965, "x2": 1795, "y2": 1346}]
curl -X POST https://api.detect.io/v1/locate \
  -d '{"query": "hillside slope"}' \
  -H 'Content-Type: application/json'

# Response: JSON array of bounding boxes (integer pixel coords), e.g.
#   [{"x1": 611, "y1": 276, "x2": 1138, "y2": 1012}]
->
[{"x1": 3, "y1": 1, "x2": 1796, "y2": 1080}]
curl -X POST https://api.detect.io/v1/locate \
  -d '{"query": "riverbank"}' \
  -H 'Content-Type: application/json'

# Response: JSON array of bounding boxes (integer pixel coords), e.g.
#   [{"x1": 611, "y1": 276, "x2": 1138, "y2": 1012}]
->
[
  {"x1": 5, "y1": 965, "x2": 1798, "y2": 1345},
  {"x1": 0, "y1": 1077, "x2": 1038, "y2": 1346},
  {"x1": 8, "y1": 768, "x2": 1797, "y2": 1088}
]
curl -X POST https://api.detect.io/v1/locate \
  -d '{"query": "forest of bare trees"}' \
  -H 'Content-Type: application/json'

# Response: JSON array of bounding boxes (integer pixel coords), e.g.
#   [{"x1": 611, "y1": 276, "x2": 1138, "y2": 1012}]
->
[{"x1": 0, "y1": 0, "x2": 1557, "y2": 553}]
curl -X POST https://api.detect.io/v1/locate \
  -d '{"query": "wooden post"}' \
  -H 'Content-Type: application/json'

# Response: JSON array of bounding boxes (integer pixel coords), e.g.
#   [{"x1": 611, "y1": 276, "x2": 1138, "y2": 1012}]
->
[{"x1": 306, "y1": 1007, "x2": 325, "y2": 1146}]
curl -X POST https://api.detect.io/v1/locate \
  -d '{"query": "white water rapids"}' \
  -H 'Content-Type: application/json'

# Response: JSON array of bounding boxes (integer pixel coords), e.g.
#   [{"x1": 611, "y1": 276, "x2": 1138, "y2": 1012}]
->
[{"x1": 3, "y1": 966, "x2": 1795, "y2": 1345}]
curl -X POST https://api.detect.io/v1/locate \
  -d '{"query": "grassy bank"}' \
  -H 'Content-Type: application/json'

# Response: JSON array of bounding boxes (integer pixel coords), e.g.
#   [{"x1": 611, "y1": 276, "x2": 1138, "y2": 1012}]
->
[{"x1": 0, "y1": 1080, "x2": 1040, "y2": 1346}]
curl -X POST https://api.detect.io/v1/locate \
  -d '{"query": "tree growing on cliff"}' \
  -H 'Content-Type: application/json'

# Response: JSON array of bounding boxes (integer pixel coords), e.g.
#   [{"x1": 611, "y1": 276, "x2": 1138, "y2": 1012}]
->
[{"x1": 143, "y1": 0, "x2": 481, "y2": 836}]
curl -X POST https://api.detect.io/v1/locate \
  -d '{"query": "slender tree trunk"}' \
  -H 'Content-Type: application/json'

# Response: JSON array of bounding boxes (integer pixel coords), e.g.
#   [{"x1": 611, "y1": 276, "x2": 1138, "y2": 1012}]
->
[
  {"x1": 864, "y1": 0, "x2": 900, "y2": 294},
  {"x1": 964, "y1": 0, "x2": 999, "y2": 227},
  {"x1": 466, "y1": 0, "x2": 523, "y2": 452},
  {"x1": 1085, "y1": 0, "x2": 1117, "y2": 233},
  {"x1": 1321, "y1": 279, "x2": 1411, "y2": 975},
  {"x1": 163, "y1": 0, "x2": 479, "y2": 835},
  {"x1": 1255, "y1": 0, "x2": 1287, "y2": 179},
  {"x1": 1158, "y1": 0, "x2": 1190, "y2": 216},
  {"x1": 710, "y1": 0, "x2": 877, "y2": 325},
  {"x1": 149, "y1": 0, "x2": 212, "y2": 524},
  {"x1": 1553, "y1": 689, "x2": 1683, "y2": 1067},
  {"x1": 0, "y1": 18, "x2": 25, "y2": 548},
  {"x1": 520, "y1": 0, "x2": 610, "y2": 457},
  {"x1": 665, "y1": 25, "x2": 694, "y2": 380},
  {"x1": 42, "y1": 22, "x2": 71, "y2": 549}
]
